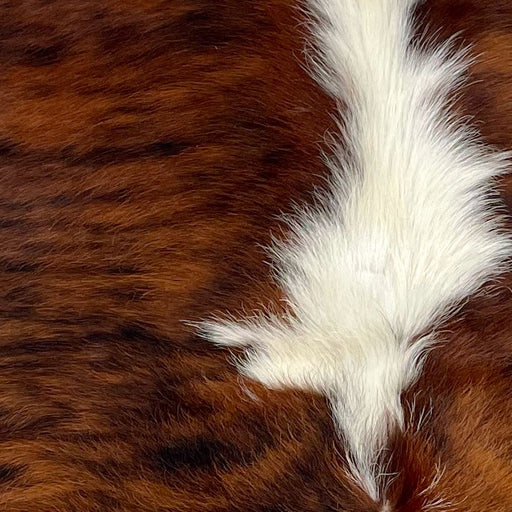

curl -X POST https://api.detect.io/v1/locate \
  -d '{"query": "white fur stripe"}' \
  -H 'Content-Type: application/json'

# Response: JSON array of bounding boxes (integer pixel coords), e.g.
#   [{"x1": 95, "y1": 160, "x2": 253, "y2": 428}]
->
[{"x1": 199, "y1": 0, "x2": 511, "y2": 503}]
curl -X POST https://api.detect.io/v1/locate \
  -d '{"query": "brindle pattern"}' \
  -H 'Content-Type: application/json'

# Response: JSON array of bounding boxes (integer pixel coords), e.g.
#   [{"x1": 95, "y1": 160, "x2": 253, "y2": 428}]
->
[{"x1": 0, "y1": 1, "x2": 511, "y2": 511}]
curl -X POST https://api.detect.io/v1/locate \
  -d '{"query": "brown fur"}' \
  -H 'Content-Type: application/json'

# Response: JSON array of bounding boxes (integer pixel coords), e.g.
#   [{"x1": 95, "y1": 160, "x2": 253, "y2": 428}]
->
[{"x1": 0, "y1": 0, "x2": 511, "y2": 510}]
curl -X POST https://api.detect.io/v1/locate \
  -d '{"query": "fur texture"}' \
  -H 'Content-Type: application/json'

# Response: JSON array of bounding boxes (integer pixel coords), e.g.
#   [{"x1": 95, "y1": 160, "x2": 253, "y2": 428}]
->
[
  {"x1": 1, "y1": 1, "x2": 512, "y2": 511},
  {"x1": 201, "y1": 0, "x2": 512, "y2": 504}
]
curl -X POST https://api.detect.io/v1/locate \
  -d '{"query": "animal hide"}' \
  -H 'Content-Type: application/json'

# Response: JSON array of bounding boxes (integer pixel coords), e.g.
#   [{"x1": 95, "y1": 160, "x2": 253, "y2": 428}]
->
[{"x1": 0, "y1": 1, "x2": 511, "y2": 511}]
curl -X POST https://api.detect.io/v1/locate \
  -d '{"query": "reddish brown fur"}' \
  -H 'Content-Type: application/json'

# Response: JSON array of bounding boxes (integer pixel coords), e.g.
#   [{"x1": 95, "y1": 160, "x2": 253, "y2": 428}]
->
[{"x1": 0, "y1": 0, "x2": 511, "y2": 510}]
